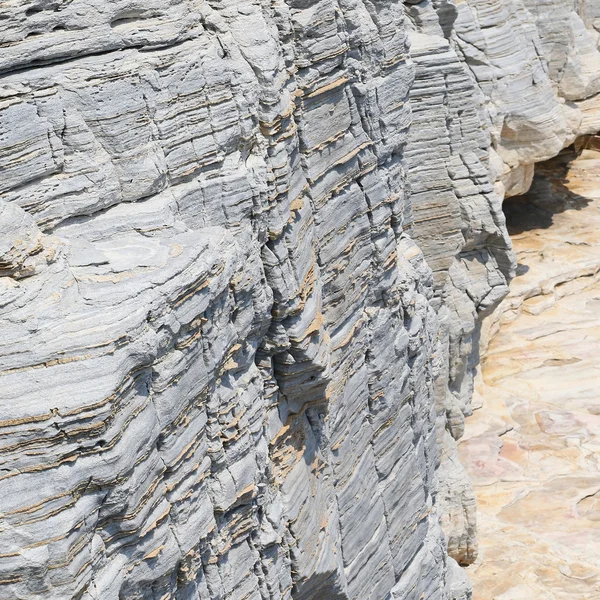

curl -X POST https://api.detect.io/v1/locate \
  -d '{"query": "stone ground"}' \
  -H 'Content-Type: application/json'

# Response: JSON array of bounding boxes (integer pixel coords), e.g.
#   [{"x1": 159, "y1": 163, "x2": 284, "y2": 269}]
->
[{"x1": 459, "y1": 146, "x2": 600, "y2": 600}]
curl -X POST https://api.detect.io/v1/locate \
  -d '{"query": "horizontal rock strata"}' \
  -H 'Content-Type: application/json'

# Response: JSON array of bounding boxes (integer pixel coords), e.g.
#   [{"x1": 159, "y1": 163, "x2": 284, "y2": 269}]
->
[
  {"x1": 0, "y1": 1, "x2": 599, "y2": 599},
  {"x1": 405, "y1": 0, "x2": 600, "y2": 569}
]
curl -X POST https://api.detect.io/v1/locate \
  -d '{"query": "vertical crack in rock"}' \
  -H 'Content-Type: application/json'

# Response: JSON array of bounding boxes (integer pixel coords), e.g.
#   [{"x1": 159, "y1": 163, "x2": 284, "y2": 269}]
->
[{"x1": 0, "y1": 1, "x2": 599, "y2": 599}]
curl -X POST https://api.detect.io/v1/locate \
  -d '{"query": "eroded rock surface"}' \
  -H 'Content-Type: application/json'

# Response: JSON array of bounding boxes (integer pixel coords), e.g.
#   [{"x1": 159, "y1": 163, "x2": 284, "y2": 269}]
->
[
  {"x1": 405, "y1": 0, "x2": 600, "y2": 571},
  {"x1": 461, "y1": 147, "x2": 600, "y2": 599},
  {"x1": 0, "y1": 1, "x2": 598, "y2": 599}
]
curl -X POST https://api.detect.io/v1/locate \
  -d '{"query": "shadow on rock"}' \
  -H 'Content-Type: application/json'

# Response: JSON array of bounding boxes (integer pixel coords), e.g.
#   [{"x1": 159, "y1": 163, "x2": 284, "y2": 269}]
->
[{"x1": 503, "y1": 145, "x2": 592, "y2": 236}]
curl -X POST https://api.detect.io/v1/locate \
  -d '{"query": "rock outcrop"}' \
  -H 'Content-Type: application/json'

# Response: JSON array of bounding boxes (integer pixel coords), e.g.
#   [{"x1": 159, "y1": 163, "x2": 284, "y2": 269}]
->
[
  {"x1": 461, "y1": 145, "x2": 600, "y2": 600},
  {"x1": 404, "y1": 0, "x2": 600, "y2": 571},
  {"x1": 0, "y1": 2, "x2": 598, "y2": 600}
]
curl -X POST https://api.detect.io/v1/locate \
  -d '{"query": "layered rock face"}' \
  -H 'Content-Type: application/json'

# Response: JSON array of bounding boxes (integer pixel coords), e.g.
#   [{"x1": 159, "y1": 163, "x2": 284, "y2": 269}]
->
[
  {"x1": 404, "y1": 0, "x2": 600, "y2": 569},
  {"x1": 0, "y1": 2, "x2": 598, "y2": 600}
]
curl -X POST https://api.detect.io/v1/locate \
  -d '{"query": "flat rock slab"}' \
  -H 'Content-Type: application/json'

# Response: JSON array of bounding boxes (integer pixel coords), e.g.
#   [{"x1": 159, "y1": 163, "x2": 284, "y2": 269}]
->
[{"x1": 462, "y1": 148, "x2": 600, "y2": 599}]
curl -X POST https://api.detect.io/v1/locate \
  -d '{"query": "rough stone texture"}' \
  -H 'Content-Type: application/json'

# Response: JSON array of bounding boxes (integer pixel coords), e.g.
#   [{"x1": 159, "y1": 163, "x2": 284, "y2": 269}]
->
[
  {"x1": 402, "y1": 25, "x2": 513, "y2": 566},
  {"x1": 461, "y1": 146, "x2": 600, "y2": 599},
  {"x1": 0, "y1": 3, "x2": 452, "y2": 599},
  {"x1": 403, "y1": 0, "x2": 600, "y2": 571},
  {"x1": 0, "y1": 2, "x2": 598, "y2": 600},
  {"x1": 451, "y1": 0, "x2": 600, "y2": 198}
]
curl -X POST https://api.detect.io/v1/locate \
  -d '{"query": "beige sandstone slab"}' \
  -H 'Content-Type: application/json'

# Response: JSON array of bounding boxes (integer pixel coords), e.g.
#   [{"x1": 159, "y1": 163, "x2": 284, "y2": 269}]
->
[{"x1": 462, "y1": 147, "x2": 600, "y2": 600}]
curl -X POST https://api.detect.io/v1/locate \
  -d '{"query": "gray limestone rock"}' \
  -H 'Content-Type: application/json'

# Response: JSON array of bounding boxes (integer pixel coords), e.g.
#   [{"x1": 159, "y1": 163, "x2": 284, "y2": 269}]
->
[
  {"x1": 405, "y1": 0, "x2": 600, "y2": 570},
  {"x1": 0, "y1": 1, "x2": 598, "y2": 599}
]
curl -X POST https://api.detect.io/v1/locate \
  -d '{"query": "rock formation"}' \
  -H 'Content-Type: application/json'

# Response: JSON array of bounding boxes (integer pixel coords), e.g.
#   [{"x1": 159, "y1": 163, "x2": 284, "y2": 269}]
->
[
  {"x1": 461, "y1": 144, "x2": 600, "y2": 599},
  {"x1": 0, "y1": 1, "x2": 598, "y2": 599},
  {"x1": 404, "y1": 0, "x2": 600, "y2": 573}
]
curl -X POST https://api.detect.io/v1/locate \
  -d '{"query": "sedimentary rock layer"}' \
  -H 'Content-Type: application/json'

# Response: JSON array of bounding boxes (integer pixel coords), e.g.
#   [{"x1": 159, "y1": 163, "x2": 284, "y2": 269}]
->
[
  {"x1": 405, "y1": 0, "x2": 600, "y2": 569},
  {"x1": 0, "y1": 1, "x2": 598, "y2": 599},
  {"x1": 0, "y1": 2, "x2": 452, "y2": 598},
  {"x1": 461, "y1": 146, "x2": 600, "y2": 599}
]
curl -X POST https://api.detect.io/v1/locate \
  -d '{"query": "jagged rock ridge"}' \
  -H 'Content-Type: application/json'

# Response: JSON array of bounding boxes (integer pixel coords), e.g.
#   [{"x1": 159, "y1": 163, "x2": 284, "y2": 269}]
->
[{"x1": 0, "y1": 1, "x2": 598, "y2": 599}]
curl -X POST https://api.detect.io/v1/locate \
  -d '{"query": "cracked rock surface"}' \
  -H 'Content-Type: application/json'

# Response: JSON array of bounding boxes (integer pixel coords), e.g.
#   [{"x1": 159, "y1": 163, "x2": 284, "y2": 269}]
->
[
  {"x1": 0, "y1": 1, "x2": 598, "y2": 599},
  {"x1": 462, "y1": 146, "x2": 600, "y2": 600}
]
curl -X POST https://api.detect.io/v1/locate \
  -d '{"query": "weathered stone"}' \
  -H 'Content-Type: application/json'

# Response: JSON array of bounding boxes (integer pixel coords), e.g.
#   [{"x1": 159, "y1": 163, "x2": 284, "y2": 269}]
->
[
  {"x1": 462, "y1": 146, "x2": 600, "y2": 599},
  {"x1": 0, "y1": 1, "x2": 598, "y2": 599}
]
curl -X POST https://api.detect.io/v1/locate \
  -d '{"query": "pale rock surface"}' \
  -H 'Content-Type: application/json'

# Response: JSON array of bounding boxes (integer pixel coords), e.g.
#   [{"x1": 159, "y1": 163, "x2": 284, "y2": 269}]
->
[
  {"x1": 450, "y1": 0, "x2": 600, "y2": 197},
  {"x1": 0, "y1": 1, "x2": 598, "y2": 600},
  {"x1": 0, "y1": 2, "x2": 457, "y2": 599},
  {"x1": 461, "y1": 147, "x2": 600, "y2": 599},
  {"x1": 404, "y1": 0, "x2": 600, "y2": 570},
  {"x1": 402, "y1": 14, "x2": 513, "y2": 566}
]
